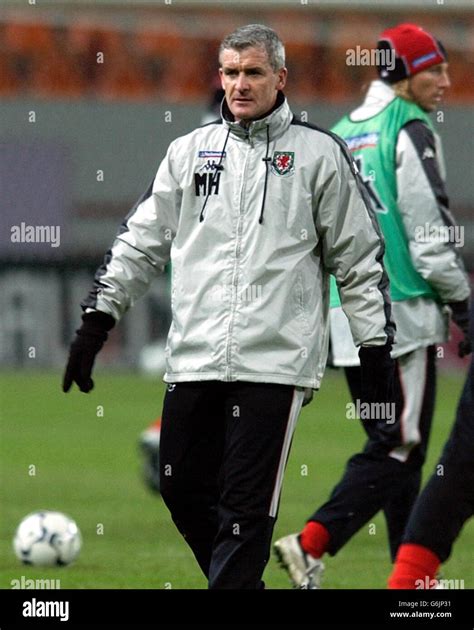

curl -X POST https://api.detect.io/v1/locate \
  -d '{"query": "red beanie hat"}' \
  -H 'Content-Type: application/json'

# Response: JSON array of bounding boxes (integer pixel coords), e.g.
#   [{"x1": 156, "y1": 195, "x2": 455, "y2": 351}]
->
[{"x1": 377, "y1": 23, "x2": 447, "y2": 83}]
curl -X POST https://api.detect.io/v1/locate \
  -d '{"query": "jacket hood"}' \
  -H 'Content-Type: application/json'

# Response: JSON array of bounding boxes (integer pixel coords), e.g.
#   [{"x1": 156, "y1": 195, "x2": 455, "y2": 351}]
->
[{"x1": 350, "y1": 80, "x2": 397, "y2": 121}]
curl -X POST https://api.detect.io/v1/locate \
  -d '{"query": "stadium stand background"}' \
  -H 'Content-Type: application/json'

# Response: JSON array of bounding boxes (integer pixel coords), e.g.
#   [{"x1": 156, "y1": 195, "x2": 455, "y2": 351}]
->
[{"x1": 1, "y1": 0, "x2": 472, "y2": 368}]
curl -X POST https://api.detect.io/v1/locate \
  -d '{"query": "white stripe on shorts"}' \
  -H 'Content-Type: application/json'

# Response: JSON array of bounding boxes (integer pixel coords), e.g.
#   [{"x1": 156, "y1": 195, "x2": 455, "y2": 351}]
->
[
  {"x1": 389, "y1": 347, "x2": 428, "y2": 463},
  {"x1": 269, "y1": 388, "x2": 305, "y2": 518}
]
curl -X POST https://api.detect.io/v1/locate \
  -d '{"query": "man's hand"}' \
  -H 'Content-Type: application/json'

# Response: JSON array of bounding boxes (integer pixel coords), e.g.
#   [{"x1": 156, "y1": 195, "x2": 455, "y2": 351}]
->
[
  {"x1": 358, "y1": 342, "x2": 395, "y2": 408},
  {"x1": 62, "y1": 311, "x2": 115, "y2": 393},
  {"x1": 449, "y1": 300, "x2": 472, "y2": 358}
]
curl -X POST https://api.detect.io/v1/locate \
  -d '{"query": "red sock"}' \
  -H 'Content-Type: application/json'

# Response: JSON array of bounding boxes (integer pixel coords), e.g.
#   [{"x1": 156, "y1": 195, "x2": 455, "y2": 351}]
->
[
  {"x1": 388, "y1": 543, "x2": 441, "y2": 589},
  {"x1": 300, "y1": 521, "x2": 330, "y2": 559},
  {"x1": 150, "y1": 417, "x2": 162, "y2": 430}
]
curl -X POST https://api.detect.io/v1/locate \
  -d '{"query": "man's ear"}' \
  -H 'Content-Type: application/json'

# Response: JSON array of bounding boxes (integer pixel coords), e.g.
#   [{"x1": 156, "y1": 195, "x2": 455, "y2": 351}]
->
[
  {"x1": 277, "y1": 67, "x2": 288, "y2": 91},
  {"x1": 219, "y1": 68, "x2": 225, "y2": 90}
]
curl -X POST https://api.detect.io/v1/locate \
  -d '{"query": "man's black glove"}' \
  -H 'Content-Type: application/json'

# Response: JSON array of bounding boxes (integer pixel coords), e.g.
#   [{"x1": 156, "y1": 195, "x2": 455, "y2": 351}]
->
[
  {"x1": 358, "y1": 342, "x2": 395, "y2": 409},
  {"x1": 62, "y1": 311, "x2": 115, "y2": 393},
  {"x1": 449, "y1": 300, "x2": 471, "y2": 358}
]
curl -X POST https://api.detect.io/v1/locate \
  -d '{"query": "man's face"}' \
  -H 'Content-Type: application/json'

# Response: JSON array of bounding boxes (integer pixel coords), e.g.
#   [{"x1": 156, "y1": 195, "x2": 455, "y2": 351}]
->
[
  {"x1": 408, "y1": 63, "x2": 450, "y2": 112},
  {"x1": 219, "y1": 46, "x2": 287, "y2": 122}
]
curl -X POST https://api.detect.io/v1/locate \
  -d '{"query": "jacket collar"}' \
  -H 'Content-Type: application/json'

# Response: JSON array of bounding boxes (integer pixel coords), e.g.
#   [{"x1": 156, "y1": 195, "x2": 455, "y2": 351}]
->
[
  {"x1": 349, "y1": 80, "x2": 396, "y2": 122},
  {"x1": 221, "y1": 91, "x2": 292, "y2": 142}
]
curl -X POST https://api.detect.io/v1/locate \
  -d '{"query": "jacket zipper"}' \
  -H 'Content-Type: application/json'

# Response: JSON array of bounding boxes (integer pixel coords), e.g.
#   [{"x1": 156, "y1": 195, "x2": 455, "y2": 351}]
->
[{"x1": 224, "y1": 138, "x2": 251, "y2": 380}]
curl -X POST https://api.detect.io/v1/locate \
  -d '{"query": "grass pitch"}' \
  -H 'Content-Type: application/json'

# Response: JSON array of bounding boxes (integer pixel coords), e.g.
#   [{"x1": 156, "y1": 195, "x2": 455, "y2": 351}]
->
[{"x1": 1, "y1": 368, "x2": 472, "y2": 590}]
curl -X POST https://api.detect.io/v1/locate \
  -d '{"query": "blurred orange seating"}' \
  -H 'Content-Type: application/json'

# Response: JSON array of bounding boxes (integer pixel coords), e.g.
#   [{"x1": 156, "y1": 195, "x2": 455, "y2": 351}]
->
[
  {"x1": 444, "y1": 52, "x2": 474, "y2": 102},
  {"x1": 0, "y1": 16, "x2": 473, "y2": 103},
  {"x1": 67, "y1": 21, "x2": 123, "y2": 54},
  {"x1": 285, "y1": 41, "x2": 322, "y2": 99},
  {"x1": 157, "y1": 38, "x2": 209, "y2": 101},
  {"x1": 29, "y1": 50, "x2": 86, "y2": 98},
  {"x1": 67, "y1": 22, "x2": 97, "y2": 53},
  {"x1": 94, "y1": 46, "x2": 155, "y2": 100},
  {"x1": 4, "y1": 22, "x2": 53, "y2": 55},
  {"x1": 134, "y1": 26, "x2": 182, "y2": 57},
  {"x1": 0, "y1": 53, "x2": 21, "y2": 95}
]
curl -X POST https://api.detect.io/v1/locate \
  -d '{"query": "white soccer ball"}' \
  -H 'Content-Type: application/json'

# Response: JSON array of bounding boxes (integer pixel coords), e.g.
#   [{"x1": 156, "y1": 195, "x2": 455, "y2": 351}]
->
[{"x1": 13, "y1": 511, "x2": 82, "y2": 567}]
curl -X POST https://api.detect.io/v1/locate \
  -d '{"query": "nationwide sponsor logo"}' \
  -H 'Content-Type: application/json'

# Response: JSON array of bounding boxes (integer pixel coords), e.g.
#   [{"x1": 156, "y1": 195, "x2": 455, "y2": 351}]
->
[
  {"x1": 345, "y1": 132, "x2": 380, "y2": 152},
  {"x1": 198, "y1": 150, "x2": 227, "y2": 159},
  {"x1": 271, "y1": 151, "x2": 295, "y2": 177}
]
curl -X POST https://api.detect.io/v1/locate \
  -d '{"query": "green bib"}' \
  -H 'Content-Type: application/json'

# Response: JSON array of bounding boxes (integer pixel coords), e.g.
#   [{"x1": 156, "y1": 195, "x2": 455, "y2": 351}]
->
[{"x1": 330, "y1": 96, "x2": 438, "y2": 308}]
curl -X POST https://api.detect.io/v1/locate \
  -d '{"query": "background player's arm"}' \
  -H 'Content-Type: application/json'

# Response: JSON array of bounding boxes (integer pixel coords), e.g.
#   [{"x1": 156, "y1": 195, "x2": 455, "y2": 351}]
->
[{"x1": 396, "y1": 120, "x2": 470, "y2": 303}]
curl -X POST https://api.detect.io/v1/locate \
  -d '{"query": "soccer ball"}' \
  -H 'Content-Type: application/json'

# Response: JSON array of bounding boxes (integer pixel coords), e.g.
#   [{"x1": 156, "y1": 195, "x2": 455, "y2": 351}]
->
[{"x1": 13, "y1": 511, "x2": 82, "y2": 567}]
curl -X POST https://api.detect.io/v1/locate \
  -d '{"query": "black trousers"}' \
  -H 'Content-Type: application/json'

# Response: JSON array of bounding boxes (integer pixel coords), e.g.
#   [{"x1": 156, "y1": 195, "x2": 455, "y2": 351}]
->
[
  {"x1": 403, "y1": 304, "x2": 474, "y2": 562},
  {"x1": 309, "y1": 346, "x2": 437, "y2": 560},
  {"x1": 159, "y1": 381, "x2": 302, "y2": 589}
]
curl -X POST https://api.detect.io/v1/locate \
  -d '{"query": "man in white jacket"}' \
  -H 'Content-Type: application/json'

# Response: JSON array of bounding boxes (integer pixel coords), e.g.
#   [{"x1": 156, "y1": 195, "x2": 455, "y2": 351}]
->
[{"x1": 63, "y1": 24, "x2": 395, "y2": 589}]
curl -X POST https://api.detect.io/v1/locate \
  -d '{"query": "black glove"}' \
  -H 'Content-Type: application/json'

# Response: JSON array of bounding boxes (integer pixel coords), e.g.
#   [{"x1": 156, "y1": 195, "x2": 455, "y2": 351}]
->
[
  {"x1": 449, "y1": 300, "x2": 472, "y2": 358},
  {"x1": 358, "y1": 342, "x2": 395, "y2": 409},
  {"x1": 62, "y1": 311, "x2": 115, "y2": 393}
]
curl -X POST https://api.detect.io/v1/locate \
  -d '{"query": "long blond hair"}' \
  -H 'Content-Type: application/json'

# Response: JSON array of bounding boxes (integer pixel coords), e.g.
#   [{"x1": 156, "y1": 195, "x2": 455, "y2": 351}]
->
[{"x1": 392, "y1": 79, "x2": 412, "y2": 102}]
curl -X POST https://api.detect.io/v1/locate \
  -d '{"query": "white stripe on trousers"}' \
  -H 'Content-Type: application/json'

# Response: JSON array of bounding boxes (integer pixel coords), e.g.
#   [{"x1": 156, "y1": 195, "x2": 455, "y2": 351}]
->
[
  {"x1": 269, "y1": 388, "x2": 305, "y2": 518},
  {"x1": 389, "y1": 347, "x2": 429, "y2": 463}
]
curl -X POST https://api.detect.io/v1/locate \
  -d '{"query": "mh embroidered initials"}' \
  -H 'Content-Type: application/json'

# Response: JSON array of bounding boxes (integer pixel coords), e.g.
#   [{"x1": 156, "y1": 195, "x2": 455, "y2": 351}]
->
[{"x1": 194, "y1": 172, "x2": 221, "y2": 197}]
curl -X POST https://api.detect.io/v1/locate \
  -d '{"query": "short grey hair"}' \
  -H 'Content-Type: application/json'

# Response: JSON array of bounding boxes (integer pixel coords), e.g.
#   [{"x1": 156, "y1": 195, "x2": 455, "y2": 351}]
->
[{"x1": 219, "y1": 24, "x2": 286, "y2": 72}]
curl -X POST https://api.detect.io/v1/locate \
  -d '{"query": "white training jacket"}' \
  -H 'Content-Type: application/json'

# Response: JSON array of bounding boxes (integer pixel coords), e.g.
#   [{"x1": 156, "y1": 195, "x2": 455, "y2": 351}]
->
[
  {"x1": 83, "y1": 92, "x2": 395, "y2": 388},
  {"x1": 330, "y1": 81, "x2": 471, "y2": 365}
]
